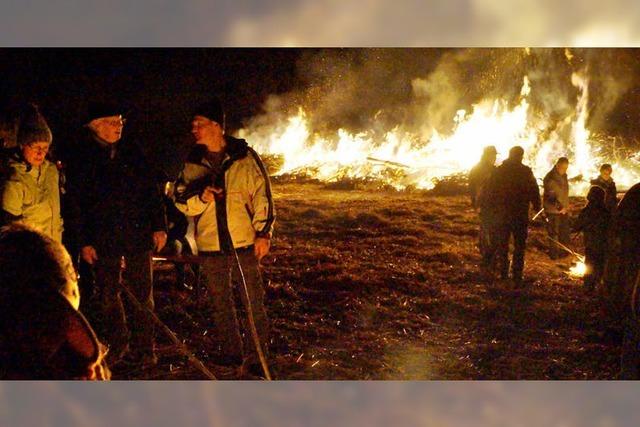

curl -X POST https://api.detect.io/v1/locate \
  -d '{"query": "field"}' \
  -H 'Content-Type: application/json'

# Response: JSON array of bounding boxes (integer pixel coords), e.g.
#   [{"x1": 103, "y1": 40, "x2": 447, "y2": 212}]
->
[{"x1": 124, "y1": 181, "x2": 620, "y2": 380}]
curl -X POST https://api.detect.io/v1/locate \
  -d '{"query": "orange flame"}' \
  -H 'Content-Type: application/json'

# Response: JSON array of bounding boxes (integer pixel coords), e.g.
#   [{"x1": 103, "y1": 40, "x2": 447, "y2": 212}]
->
[{"x1": 241, "y1": 74, "x2": 640, "y2": 192}]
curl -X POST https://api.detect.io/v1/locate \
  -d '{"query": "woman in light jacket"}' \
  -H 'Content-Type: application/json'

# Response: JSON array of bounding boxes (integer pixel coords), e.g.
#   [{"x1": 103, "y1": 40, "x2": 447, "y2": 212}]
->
[{"x1": 1, "y1": 104, "x2": 63, "y2": 242}]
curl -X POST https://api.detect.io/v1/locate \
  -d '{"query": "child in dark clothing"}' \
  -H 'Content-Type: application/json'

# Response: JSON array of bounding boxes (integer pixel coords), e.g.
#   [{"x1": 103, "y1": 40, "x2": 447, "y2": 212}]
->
[{"x1": 573, "y1": 186, "x2": 611, "y2": 290}]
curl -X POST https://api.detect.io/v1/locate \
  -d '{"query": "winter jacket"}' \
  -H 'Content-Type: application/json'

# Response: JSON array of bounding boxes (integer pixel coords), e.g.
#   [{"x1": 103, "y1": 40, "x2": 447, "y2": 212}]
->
[
  {"x1": 468, "y1": 161, "x2": 496, "y2": 210},
  {"x1": 486, "y1": 158, "x2": 541, "y2": 221},
  {"x1": 572, "y1": 200, "x2": 611, "y2": 252},
  {"x1": 591, "y1": 176, "x2": 618, "y2": 212},
  {"x1": 64, "y1": 129, "x2": 166, "y2": 257},
  {"x1": 0, "y1": 149, "x2": 63, "y2": 242},
  {"x1": 543, "y1": 168, "x2": 569, "y2": 214},
  {"x1": 602, "y1": 182, "x2": 640, "y2": 321},
  {"x1": 174, "y1": 136, "x2": 275, "y2": 253}
]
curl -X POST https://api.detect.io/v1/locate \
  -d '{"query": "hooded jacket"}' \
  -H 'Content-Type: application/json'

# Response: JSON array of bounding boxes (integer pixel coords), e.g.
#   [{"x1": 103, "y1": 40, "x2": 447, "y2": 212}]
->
[
  {"x1": 543, "y1": 167, "x2": 569, "y2": 214},
  {"x1": 468, "y1": 160, "x2": 496, "y2": 210},
  {"x1": 174, "y1": 136, "x2": 275, "y2": 253},
  {"x1": 590, "y1": 175, "x2": 618, "y2": 212},
  {"x1": 1, "y1": 148, "x2": 63, "y2": 242},
  {"x1": 572, "y1": 187, "x2": 611, "y2": 252}
]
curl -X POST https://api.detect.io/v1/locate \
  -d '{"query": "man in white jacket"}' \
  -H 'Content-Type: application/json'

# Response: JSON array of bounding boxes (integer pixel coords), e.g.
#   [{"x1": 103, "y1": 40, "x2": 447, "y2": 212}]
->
[{"x1": 174, "y1": 98, "x2": 274, "y2": 372}]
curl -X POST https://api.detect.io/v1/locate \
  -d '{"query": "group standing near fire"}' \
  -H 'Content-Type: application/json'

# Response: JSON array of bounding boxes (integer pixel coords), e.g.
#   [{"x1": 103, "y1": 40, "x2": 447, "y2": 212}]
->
[
  {"x1": 0, "y1": 98, "x2": 275, "y2": 379},
  {"x1": 1, "y1": 97, "x2": 639, "y2": 379},
  {"x1": 468, "y1": 146, "x2": 622, "y2": 289},
  {"x1": 467, "y1": 144, "x2": 640, "y2": 376}
]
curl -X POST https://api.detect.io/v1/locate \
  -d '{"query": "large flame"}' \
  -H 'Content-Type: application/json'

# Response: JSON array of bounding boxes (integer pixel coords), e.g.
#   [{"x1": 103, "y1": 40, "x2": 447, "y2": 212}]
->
[{"x1": 241, "y1": 74, "x2": 640, "y2": 192}]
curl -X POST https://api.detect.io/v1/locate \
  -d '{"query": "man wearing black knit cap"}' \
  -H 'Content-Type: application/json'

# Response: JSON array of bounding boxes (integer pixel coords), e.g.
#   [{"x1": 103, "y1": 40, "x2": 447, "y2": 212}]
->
[
  {"x1": 174, "y1": 97, "x2": 275, "y2": 375},
  {"x1": 64, "y1": 102, "x2": 167, "y2": 369}
]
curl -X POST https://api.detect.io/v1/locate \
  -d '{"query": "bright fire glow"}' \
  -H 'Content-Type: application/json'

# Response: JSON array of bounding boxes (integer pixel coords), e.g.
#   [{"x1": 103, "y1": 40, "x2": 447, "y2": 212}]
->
[
  {"x1": 241, "y1": 74, "x2": 640, "y2": 192},
  {"x1": 568, "y1": 261, "x2": 588, "y2": 278}
]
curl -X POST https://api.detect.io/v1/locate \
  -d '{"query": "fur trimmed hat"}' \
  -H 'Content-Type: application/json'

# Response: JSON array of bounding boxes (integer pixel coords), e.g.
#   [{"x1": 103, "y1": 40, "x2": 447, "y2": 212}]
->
[{"x1": 17, "y1": 104, "x2": 52, "y2": 147}]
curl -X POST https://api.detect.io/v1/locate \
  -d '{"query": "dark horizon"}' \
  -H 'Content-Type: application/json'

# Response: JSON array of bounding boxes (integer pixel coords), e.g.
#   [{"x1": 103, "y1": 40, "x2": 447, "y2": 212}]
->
[{"x1": 3, "y1": 48, "x2": 640, "y2": 179}]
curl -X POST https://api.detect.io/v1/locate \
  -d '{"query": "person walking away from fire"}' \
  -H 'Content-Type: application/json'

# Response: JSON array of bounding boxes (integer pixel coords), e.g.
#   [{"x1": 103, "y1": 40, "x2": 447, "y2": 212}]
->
[
  {"x1": 486, "y1": 146, "x2": 541, "y2": 285},
  {"x1": 591, "y1": 163, "x2": 618, "y2": 213},
  {"x1": 468, "y1": 146, "x2": 498, "y2": 276},
  {"x1": 601, "y1": 182, "x2": 640, "y2": 379},
  {"x1": 572, "y1": 185, "x2": 611, "y2": 292},
  {"x1": 174, "y1": 97, "x2": 275, "y2": 376},
  {"x1": 543, "y1": 157, "x2": 571, "y2": 260},
  {"x1": 1, "y1": 104, "x2": 63, "y2": 242},
  {"x1": 64, "y1": 102, "x2": 167, "y2": 369}
]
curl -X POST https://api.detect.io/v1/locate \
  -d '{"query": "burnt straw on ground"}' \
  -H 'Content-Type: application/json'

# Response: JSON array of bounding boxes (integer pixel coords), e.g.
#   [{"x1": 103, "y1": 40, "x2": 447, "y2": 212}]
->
[{"x1": 124, "y1": 182, "x2": 619, "y2": 380}]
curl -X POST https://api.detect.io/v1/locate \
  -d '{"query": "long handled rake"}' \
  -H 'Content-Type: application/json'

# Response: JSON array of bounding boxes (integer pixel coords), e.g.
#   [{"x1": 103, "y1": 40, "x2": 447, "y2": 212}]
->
[
  {"x1": 231, "y1": 249, "x2": 272, "y2": 380},
  {"x1": 118, "y1": 256, "x2": 217, "y2": 380}
]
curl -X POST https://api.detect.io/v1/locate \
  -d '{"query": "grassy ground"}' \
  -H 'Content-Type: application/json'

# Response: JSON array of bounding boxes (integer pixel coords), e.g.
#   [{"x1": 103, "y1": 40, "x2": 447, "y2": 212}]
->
[{"x1": 125, "y1": 181, "x2": 620, "y2": 380}]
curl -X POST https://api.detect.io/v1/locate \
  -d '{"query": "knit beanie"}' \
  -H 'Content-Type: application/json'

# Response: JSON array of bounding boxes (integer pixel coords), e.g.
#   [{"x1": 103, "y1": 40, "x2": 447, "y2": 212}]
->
[
  {"x1": 17, "y1": 104, "x2": 52, "y2": 147},
  {"x1": 193, "y1": 97, "x2": 225, "y2": 128}
]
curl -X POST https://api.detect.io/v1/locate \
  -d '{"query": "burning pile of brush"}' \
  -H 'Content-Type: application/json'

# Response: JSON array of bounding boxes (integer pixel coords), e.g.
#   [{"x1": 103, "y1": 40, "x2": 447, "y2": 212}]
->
[{"x1": 241, "y1": 69, "x2": 640, "y2": 194}]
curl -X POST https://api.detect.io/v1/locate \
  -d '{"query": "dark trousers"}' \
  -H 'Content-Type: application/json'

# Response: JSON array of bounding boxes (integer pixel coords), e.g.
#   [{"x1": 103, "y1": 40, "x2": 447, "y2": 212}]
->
[
  {"x1": 495, "y1": 218, "x2": 528, "y2": 281},
  {"x1": 547, "y1": 213, "x2": 571, "y2": 259},
  {"x1": 584, "y1": 247, "x2": 606, "y2": 289},
  {"x1": 200, "y1": 248, "x2": 269, "y2": 363},
  {"x1": 93, "y1": 251, "x2": 155, "y2": 362},
  {"x1": 479, "y1": 210, "x2": 498, "y2": 269}
]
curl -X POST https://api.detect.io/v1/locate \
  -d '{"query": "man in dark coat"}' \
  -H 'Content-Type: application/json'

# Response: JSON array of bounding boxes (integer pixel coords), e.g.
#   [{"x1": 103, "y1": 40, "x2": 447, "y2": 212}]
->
[
  {"x1": 590, "y1": 163, "x2": 618, "y2": 213},
  {"x1": 486, "y1": 146, "x2": 541, "y2": 284},
  {"x1": 602, "y1": 183, "x2": 640, "y2": 379},
  {"x1": 543, "y1": 157, "x2": 571, "y2": 260},
  {"x1": 572, "y1": 186, "x2": 611, "y2": 291},
  {"x1": 64, "y1": 103, "x2": 167, "y2": 367},
  {"x1": 468, "y1": 146, "x2": 498, "y2": 274}
]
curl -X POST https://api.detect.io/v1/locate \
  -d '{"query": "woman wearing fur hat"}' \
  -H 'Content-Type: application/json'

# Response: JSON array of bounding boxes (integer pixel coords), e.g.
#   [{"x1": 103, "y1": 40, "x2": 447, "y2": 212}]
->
[{"x1": 0, "y1": 104, "x2": 63, "y2": 242}]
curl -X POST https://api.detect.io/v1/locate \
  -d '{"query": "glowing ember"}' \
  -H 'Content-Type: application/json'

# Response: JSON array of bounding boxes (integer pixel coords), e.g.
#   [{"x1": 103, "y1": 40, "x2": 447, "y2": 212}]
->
[
  {"x1": 241, "y1": 74, "x2": 640, "y2": 191},
  {"x1": 568, "y1": 261, "x2": 588, "y2": 278}
]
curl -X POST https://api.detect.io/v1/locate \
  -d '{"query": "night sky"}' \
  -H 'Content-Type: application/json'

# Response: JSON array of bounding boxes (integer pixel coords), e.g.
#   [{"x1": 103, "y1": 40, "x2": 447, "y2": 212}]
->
[
  {"x1": 3, "y1": 48, "x2": 640, "y2": 179},
  {"x1": 0, "y1": 48, "x2": 302, "y2": 177}
]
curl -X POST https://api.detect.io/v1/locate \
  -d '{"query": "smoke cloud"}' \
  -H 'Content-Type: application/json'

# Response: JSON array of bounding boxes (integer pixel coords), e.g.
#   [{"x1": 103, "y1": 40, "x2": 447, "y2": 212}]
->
[{"x1": 242, "y1": 48, "x2": 639, "y2": 143}]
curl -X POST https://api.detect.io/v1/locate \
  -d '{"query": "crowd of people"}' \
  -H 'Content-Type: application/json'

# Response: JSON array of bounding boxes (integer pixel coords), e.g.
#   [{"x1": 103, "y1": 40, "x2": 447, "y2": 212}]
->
[
  {"x1": 0, "y1": 98, "x2": 275, "y2": 379},
  {"x1": 469, "y1": 145, "x2": 640, "y2": 377},
  {"x1": 1, "y1": 98, "x2": 638, "y2": 380}
]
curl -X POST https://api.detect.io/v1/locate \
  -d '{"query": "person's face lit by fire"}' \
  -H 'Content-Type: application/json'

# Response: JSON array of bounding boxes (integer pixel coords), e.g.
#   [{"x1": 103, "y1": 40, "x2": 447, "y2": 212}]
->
[
  {"x1": 556, "y1": 161, "x2": 569, "y2": 176},
  {"x1": 192, "y1": 115, "x2": 223, "y2": 146},
  {"x1": 89, "y1": 115, "x2": 125, "y2": 144},
  {"x1": 600, "y1": 167, "x2": 612, "y2": 181},
  {"x1": 486, "y1": 151, "x2": 497, "y2": 165},
  {"x1": 22, "y1": 141, "x2": 50, "y2": 167}
]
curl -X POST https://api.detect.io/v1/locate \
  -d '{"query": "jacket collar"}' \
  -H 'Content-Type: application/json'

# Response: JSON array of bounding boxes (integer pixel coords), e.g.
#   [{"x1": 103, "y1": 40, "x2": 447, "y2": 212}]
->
[
  {"x1": 187, "y1": 135, "x2": 249, "y2": 166},
  {"x1": 6, "y1": 147, "x2": 50, "y2": 176}
]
